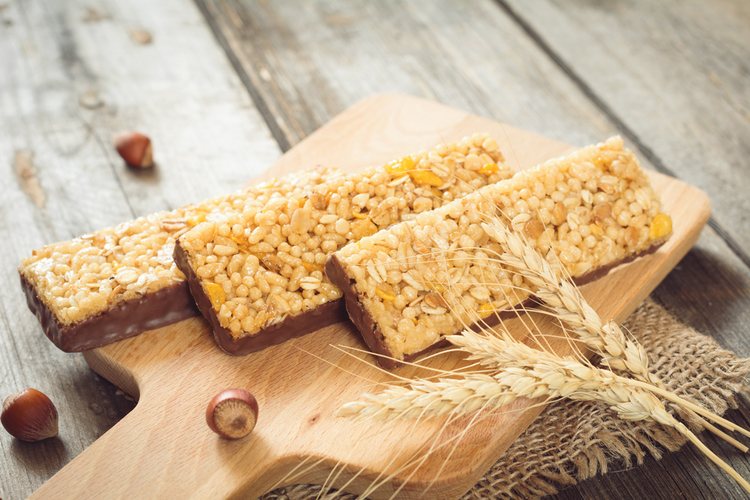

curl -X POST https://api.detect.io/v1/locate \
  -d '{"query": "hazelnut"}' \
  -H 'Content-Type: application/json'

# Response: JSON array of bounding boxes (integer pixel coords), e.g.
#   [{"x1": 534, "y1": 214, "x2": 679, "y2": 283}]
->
[
  {"x1": 114, "y1": 131, "x2": 153, "y2": 168},
  {"x1": 206, "y1": 388, "x2": 258, "y2": 440},
  {"x1": 1, "y1": 388, "x2": 59, "y2": 442}
]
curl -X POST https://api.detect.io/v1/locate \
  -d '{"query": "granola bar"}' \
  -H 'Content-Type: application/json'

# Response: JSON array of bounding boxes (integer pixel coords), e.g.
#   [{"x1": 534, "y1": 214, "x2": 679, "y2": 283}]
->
[
  {"x1": 20, "y1": 168, "x2": 344, "y2": 351},
  {"x1": 326, "y1": 137, "x2": 673, "y2": 368}
]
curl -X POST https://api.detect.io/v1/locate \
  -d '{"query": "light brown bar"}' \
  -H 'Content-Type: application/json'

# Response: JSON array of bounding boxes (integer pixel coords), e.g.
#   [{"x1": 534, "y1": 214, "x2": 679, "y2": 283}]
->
[
  {"x1": 20, "y1": 167, "x2": 344, "y2": 351},
  {"x1": 326, "y1": 137, "x2": 673, "y2": 367}
]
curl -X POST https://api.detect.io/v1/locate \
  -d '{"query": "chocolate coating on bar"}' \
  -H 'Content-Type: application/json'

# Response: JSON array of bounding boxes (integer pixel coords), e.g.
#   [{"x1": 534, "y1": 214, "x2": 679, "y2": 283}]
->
[
  {"x1": 174, "y1": 240, "x2": 348, "y2": 356},
  {"x1": 392, "y1": 304, "x2": 532, "y2": 369},
  {"x1": 326, "y1": 254, "x2": 398, "y2": 368},
  {"x1": 19, "y1": 272, "x2": 199, "y2": 352},
  {"x1": 570, "y1": 241, "x2": 663, "y2": 287},
  {"x1": 328, "y1": 253, "x2": 506, "y2": 369},
  {"x1": 326, "y1": 241, "x2": 665, "y2": 369}
]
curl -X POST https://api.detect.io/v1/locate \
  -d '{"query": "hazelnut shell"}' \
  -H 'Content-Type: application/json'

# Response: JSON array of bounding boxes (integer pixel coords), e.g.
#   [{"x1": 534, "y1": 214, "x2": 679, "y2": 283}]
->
[
  {"x1": 1, "y1": 388, "x2": 59, "y2": 442},
  {"x1": 206, "y1": 388, "x2": 258, "y2": 440},
  {"x1": 114, "y1": 131, "x2": 153, "y2": 168}
]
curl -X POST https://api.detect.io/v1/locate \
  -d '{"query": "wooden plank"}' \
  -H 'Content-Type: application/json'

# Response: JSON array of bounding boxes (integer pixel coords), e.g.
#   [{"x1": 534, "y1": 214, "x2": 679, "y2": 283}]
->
[
  {"x1": 479, "y1": 4, "x2": 750, "y2": 494},
  {"x1": 28, "y1": 95, "x2": 709, "y2": 500},
  {"x1": 198, "y1": 0, "x2": 750, "y2": 345},
  {"x1": 485, "y1": 1, "x2": 750, "y2": 497},
  {"x1": 198, "y1": 0, "x2": 634, "y2": 149},
  {"x1": 654, "y1": 227, "x2": 750, "y2": 356},
  {"x1": 0, "y1": 0, "x2": 280, "y2": 498},
  {"x1": 502, "y1": 0, "x2": 750, "y2": 260}
]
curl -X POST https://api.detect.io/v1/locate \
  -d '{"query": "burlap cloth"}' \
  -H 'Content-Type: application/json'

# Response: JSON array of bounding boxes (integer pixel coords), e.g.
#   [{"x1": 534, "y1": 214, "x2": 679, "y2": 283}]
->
[{"x1": 260, "y1": 298, "x2": 750, "y2": 499}]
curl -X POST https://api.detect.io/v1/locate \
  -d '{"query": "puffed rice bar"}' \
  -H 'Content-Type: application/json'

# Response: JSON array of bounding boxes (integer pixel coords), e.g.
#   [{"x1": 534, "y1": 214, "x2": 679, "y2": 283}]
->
[
  {"x1": 19, "y1": 167, "x2": 345, "y2": 351},
  {"x1": 326, "y1": 136, "x2": 673, "y2": 368}
]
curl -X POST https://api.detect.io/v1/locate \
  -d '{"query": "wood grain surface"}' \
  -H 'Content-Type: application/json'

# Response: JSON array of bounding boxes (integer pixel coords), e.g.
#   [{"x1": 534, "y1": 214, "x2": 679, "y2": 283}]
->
[
  {"x1": 26, "y1": 95, "x2": 709, "y2": 500},
  {"x1": 2, "y1": 1, "x2": 749, "y2": 499}
]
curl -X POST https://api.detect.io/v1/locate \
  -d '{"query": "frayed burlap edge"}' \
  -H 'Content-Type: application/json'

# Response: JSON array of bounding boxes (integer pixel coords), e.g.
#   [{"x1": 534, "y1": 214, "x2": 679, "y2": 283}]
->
[{"x1": 259, "y1": 298, "x2": 750, "y2": 500}]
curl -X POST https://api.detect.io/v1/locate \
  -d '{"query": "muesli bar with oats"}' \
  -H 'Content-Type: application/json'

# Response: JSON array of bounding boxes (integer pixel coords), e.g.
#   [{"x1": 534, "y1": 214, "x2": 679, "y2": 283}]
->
[
  {"x1": 173, "y1": 134, "x2": 512, "y2": 355},
  {"x1": 19, "y1": 167, "x2": 345, "y2": 352},
  {"x1": 326, "y1": 136, "x2": 674, "y2": 368}
]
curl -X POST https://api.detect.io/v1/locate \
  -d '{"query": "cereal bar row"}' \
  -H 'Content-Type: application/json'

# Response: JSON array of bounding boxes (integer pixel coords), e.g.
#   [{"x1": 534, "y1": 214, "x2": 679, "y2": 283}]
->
[{"x1": 173, "y1": 134, "x2": 511, "y2": 354}]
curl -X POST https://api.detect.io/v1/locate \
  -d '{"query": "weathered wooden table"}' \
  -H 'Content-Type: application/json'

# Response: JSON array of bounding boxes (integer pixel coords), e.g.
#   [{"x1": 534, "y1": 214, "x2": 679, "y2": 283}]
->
[{"x1": 2, "y1": 1, "x2": 749, "y2": 498}]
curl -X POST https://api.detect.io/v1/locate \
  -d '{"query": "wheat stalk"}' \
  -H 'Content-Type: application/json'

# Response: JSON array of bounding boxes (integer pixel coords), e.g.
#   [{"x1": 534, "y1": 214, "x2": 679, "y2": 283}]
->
[
  {"x1": 337, "y1": 339, "x2": 656, "y2": 421},
  {"x1": 340, "y1": 333, "x2": 669, "y2": 426},
  {"x1": 338, "y1": 330, "x2": 750, "y2": 493},
  {"x1": 455, "y1": 327, "x2": 750, "y2": 434},
  {"x1": 480, "y1": 220, "x2": 658, "y2": 383},
  {"x1": 337, "y1": 373, "x2": 508, "y2": 421},
  {"x1": 481, "y1": 219, "x2": 750, "y2": 449},
  {"x1": 337, "y1": 208, "x2": 750, "y2": 495}
]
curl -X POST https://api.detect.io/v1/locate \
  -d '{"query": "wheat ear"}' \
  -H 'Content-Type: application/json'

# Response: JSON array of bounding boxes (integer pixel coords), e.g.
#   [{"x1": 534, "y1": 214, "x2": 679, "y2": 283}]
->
[
  {"x1": 481, "y1": 219, "x2": 750, "y2": 449},
  {"x1": 481, "y1": 220, "x2": 658, "y2": 382},
  {"x1": 338, "y1": 337, "x2": 657, "y2": 423},
  {"x1": 338, "y1": 331, "x2": 750, "y2": 494}
]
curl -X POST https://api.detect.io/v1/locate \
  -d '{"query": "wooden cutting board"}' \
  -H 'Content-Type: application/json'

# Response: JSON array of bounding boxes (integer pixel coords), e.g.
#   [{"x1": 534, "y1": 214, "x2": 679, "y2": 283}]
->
[{"x1": 30, "y1": 95, "x2": 710, "y2": 500}]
